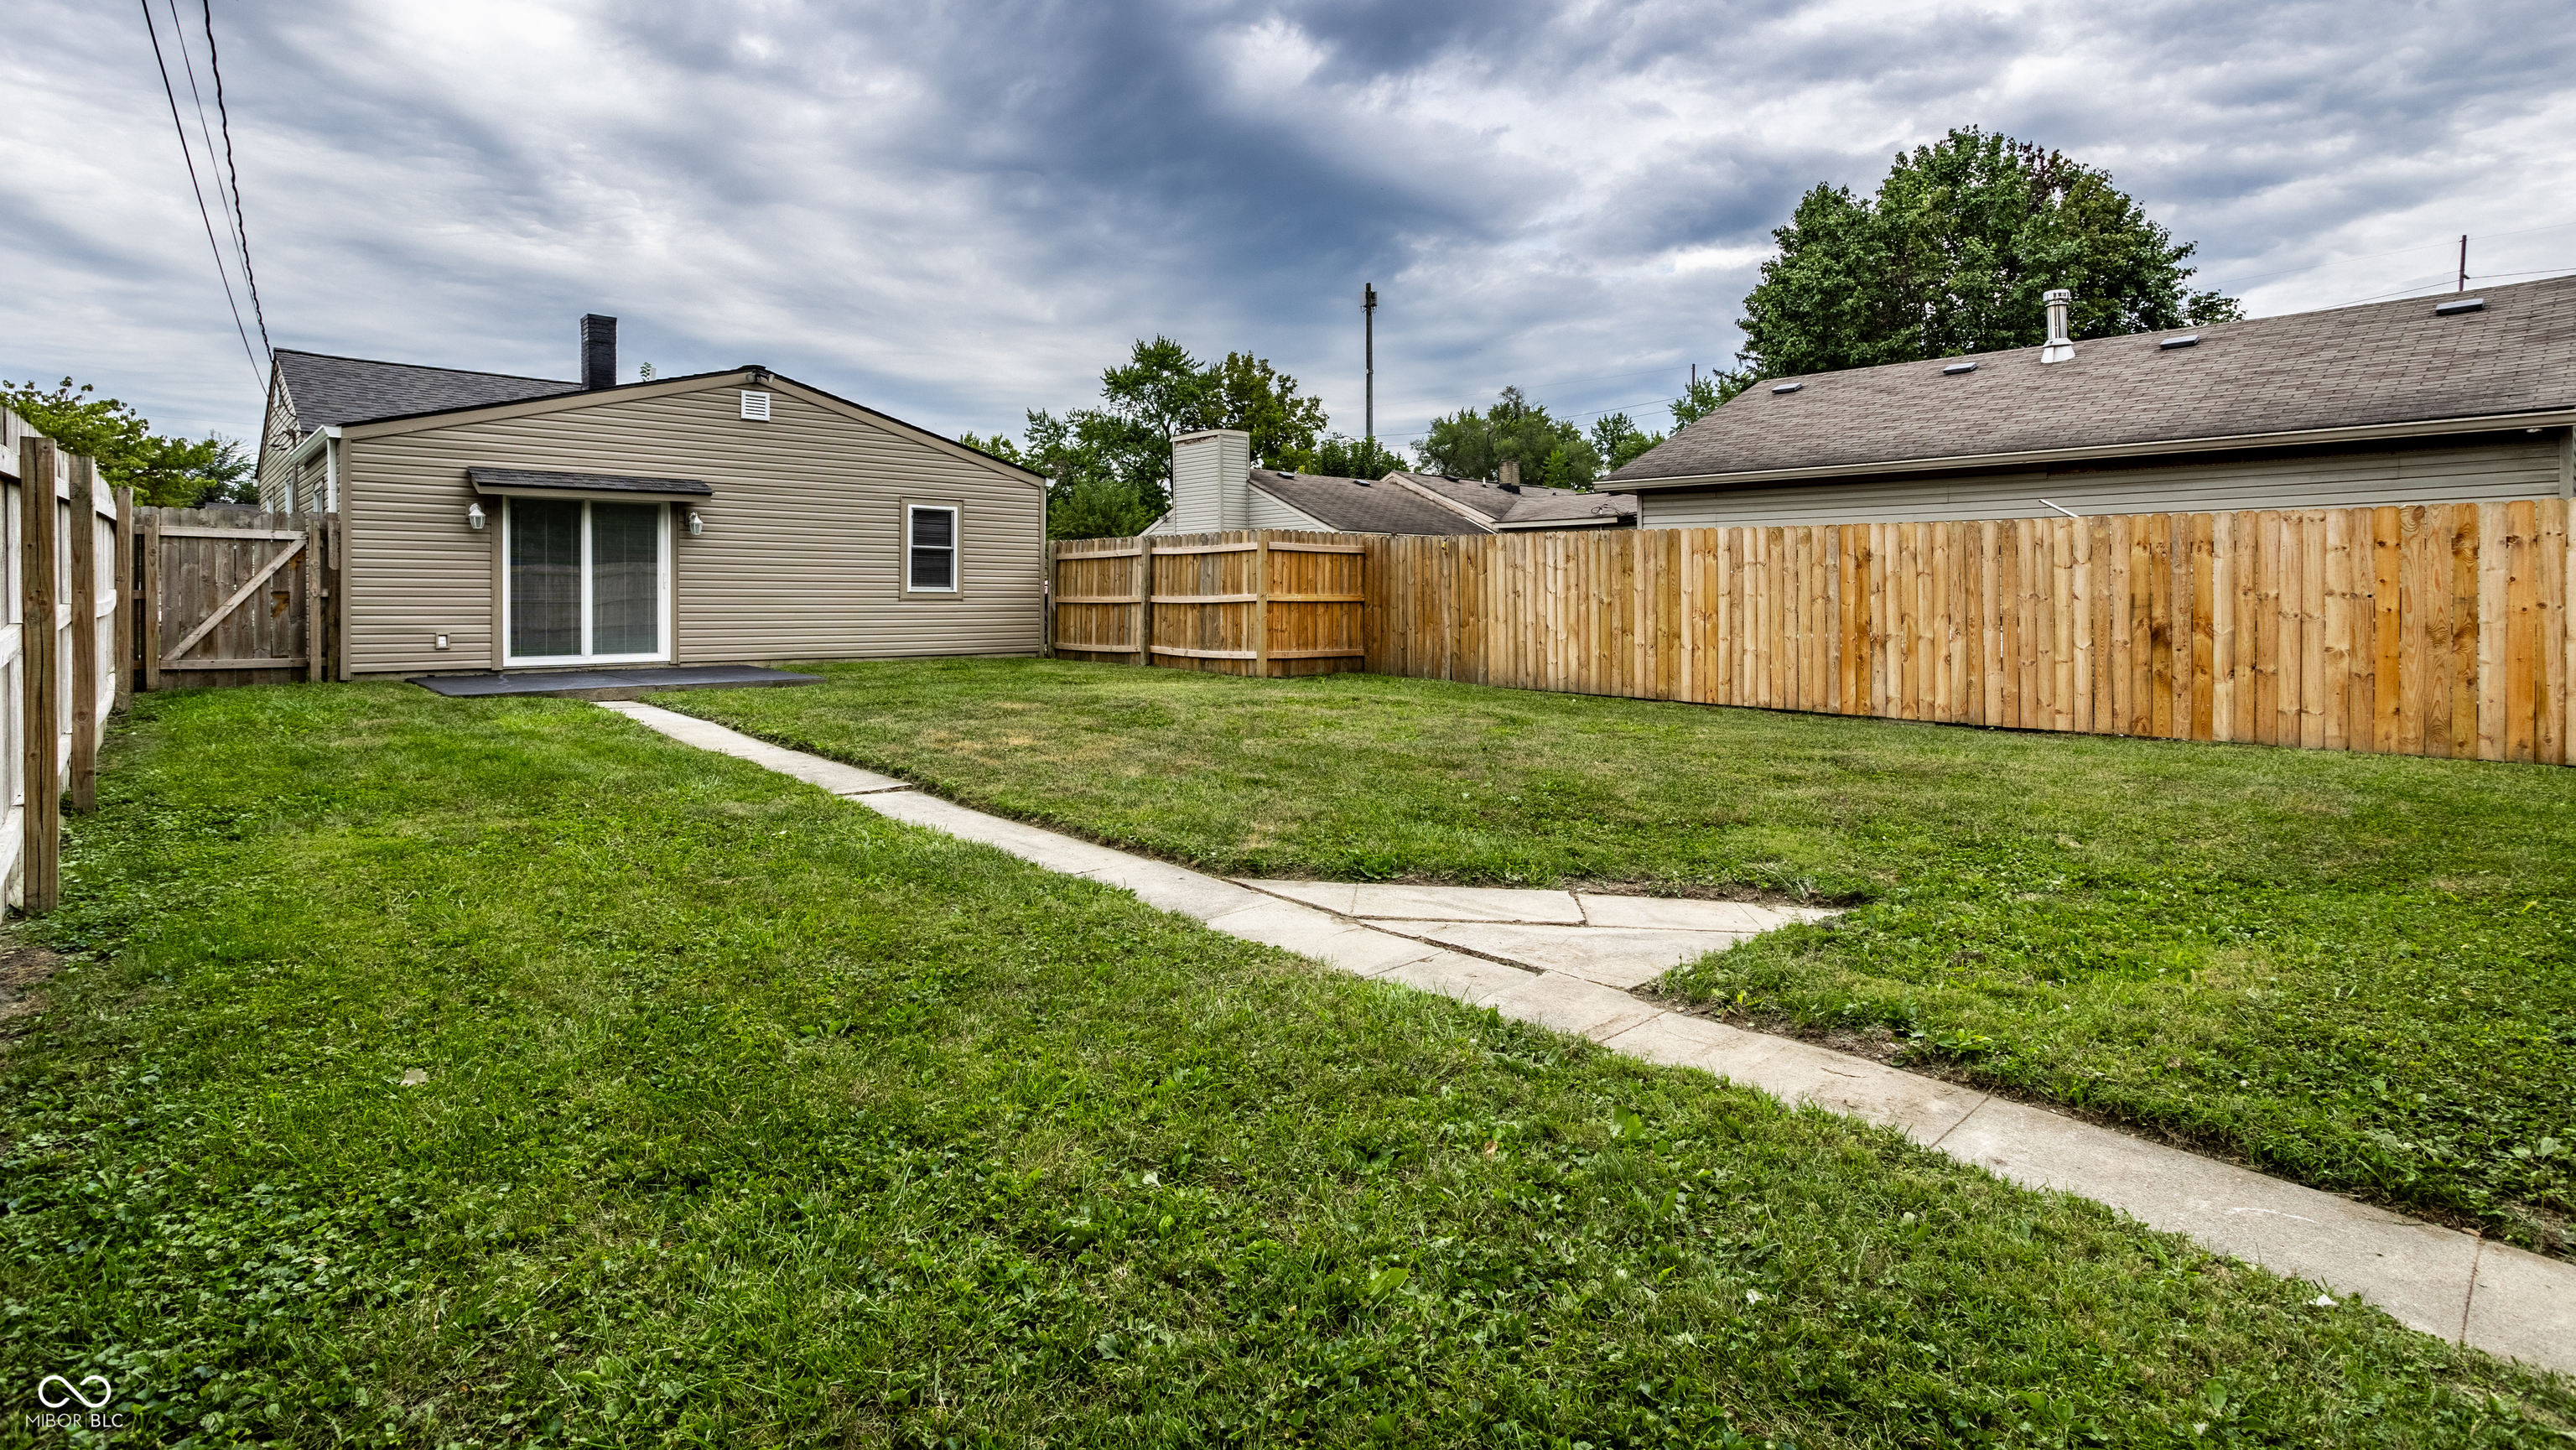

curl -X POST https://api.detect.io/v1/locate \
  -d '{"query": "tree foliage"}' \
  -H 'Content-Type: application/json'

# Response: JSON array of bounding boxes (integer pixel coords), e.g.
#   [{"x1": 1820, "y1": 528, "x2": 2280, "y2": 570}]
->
[
  {"x1": 0, "y1": 377, "x2": 253, "y2": 507},
  {"x1": 1737, "y1": 127, "x2": 2242, "y2": 379},
  {"x1": 1414, "y1": 387, "x2": 1600, "y2": 488},
  {"x1": 981, "y1": 338, "x2": 1338, "y2": 538}
]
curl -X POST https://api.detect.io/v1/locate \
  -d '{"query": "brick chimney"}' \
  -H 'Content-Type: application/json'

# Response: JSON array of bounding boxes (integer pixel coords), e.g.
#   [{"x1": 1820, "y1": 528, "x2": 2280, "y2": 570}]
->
[{"x1": 580, "y1": 314, "x2": 618, "y2": 389}]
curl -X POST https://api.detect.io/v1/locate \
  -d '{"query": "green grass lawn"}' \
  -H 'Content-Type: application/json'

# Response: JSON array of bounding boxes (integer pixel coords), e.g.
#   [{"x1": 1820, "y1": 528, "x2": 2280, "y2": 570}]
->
[
  {"x1": 659, "y1": 658, "x2": 2576, "y2": 1256},
  {"x1": 3, "y1": 683, "x2": 2568, "y2": 1445}
]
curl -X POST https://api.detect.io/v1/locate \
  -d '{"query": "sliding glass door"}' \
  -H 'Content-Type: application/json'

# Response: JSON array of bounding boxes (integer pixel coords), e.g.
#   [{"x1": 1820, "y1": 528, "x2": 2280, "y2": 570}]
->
[{"x1": 506, "y1": 498, "x2": 668, "y2": 664}]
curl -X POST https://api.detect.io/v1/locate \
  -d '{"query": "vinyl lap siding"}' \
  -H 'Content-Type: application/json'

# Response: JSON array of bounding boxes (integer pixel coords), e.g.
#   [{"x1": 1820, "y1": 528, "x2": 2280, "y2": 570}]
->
[
  {"x1": 1635, "y1": 434, "x2": 2565, "y2": 529},
  {"x1": 1244, "y1": 487, "x2": 1329, "y2": 531},
  {"x1": 344, "y1": 383, "x2": 1042, "y2": 676},
  {"x1": 1156, "y1": 433, "x2": 1251, "y2": 533}
]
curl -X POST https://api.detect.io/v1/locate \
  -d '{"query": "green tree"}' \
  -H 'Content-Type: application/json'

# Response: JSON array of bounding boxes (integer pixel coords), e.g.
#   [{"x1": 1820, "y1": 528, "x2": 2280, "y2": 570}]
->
[
  {"x1": 985, "y1": 338, "x2": 1336, "y2": 538},
  {"x1": 1300, "y1": 434, "x2": 1406, "y2": 480},
  {"x1": 1415, "y1": 387, "x2": 1600, "y2": 488},
  {"x1": 1588, "y1": 413, "x2": 1661, "y2": 473},
  {"x1": 1, "y1": 377, "x2": 253, "y2": 506},
  {"x1": 1737, "y1": 127, "x2": 2241, "y2": 379}
]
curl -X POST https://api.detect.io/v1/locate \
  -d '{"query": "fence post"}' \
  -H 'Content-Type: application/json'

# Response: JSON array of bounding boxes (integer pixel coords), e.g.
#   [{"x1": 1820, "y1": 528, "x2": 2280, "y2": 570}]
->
[
  {"x1": 304, "y1": 512, "x2": 322, "y2": 682},
  {"x1": 67, "y1": 457, "x2": 96, "y2": 813},
  {"x1": 1041, "y1": 539, "x2": 1057, "y2": 660},
  {"x1": 19, "y1": 436, "x2": 59, "y2": 912},
  {"x1": 1135, "y1": 535, "x2": 1156, "y2": 668},
  {"x1": 1253, "y1": 533, "x2": 1272, "y2": 677},
  {"x1": 142, "y1": 507, "x2": 162, "y2": 693},
  {"x1": 113, "y1": 487, "x2": 133, "y2": 711}
]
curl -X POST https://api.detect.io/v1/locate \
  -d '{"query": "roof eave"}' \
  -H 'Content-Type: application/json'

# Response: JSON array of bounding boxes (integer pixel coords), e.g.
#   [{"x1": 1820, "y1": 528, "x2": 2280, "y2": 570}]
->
[{"x1": 1604, "y1": 408, "x2": 2576, "y2": 493}]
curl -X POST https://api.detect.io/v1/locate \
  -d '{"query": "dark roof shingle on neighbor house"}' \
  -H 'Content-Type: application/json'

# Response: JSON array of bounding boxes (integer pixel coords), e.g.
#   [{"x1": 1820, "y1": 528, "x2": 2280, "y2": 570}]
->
[
  {"x1": 275, "y1": 349, "x2": 585, "y2": 431},
  {"x1": 1385, "y1": 471, "x2": 1637, "y2": 529},
  {"x1": 1247, "y1": 468, "x2": 1490, "y2": 535},
  {"x1": 1607, "y1": 273, "x2": 2576, "y2": 487}
]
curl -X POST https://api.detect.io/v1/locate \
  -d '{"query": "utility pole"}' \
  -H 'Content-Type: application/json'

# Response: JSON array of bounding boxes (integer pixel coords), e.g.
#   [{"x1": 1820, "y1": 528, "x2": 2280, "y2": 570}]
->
[
  {"x1": 2458, "y1": 235, "x2": 2468, "y2": 293},
  {"x1": 1363, "y1": 283, "x2": 1378, "y2": 451}
]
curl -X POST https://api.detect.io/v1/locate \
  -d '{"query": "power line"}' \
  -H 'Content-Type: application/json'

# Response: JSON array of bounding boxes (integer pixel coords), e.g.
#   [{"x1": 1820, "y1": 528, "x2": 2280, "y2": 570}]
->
[
  {"x1": 200, "y1": 0, "x2": 270, "y2": 364},
  {"x1": 164, "y1": 2, "x2": 245, "y2": 306},
  {"x1": 2205, "y1": 219, "x2": 2576, "y2": 292},
  {"x1": 141, "y1": 0, "x2": 262, "y2": 388}
]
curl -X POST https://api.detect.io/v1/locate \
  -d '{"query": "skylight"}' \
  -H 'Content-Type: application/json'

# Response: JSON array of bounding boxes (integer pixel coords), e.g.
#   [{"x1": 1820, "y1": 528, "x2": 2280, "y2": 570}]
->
[
  {"x1": 1943, "y1": 362, "x2": 1977, "y2": 375},
  {"x1": 1771, "y1": 382, "x2": 1803, "y2": 394},
  {"x1": 2434, "y1": 297, "x2": 2485, "y2": 315},
  {"x1": 2159, "y1": 335, "x2": 2199, "y2": 350}
]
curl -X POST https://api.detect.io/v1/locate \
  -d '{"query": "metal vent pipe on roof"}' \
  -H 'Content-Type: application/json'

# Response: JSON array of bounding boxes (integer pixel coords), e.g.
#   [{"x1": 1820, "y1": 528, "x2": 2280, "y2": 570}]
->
[{"x1": 2040, "y1": 289, "x2": 2075, "y2": 365}]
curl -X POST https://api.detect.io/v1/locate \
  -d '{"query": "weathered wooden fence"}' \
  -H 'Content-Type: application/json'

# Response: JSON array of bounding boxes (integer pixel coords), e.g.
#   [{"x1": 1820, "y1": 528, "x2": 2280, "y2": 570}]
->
[
  {"x1": 1364, "y1": 500, "x2": 2575, "y2": 765},
  {"x1": 138, "y1": 506, "x2": 337, "y2": 688},
  {"x1": 1050, "y1": 530, "x2": 1370, "y2": 677},
  {"x1": 2, "y1": 413, "x2": 127, "y2": 912}
]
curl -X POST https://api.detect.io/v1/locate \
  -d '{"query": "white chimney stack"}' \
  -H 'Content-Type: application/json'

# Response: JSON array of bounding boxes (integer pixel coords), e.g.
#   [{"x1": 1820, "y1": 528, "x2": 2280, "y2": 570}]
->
[
  {"x1": 2040, "y1": 288, "x2": 2075, "y2": 364},
  {"x1": 1167, "y1": 429, "x2": 1252, "y2": 531}
]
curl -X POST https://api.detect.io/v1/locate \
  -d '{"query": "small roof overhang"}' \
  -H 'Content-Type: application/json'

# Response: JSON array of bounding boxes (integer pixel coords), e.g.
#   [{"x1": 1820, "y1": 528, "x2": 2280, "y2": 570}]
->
[{"x1": 466, "y1": 465, "x2": 714, "y2": 502}]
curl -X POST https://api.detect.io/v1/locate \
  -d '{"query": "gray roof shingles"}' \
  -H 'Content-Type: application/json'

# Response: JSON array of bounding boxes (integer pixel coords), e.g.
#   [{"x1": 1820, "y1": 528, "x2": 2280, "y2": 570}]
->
[
  {"x1": 276, "y1": 349, "x2": 584, "y2": 430},
  {"x1": 1607, "y1": 273, "x2": 2576, "y2": 486},
  {"x1": 1384, "y1": 471, "x2": 1633, "y2": 527},
  {"x1": 1249, "y1": 470, "x2": 1490, "y2": 534}
]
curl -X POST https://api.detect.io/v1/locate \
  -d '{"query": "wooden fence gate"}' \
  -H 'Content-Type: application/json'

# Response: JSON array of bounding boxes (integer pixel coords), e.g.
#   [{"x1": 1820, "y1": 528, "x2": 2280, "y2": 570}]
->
[
  {"x1": 138, "y1": 507, "x2": 338, "y2": 688},
  {"x1": 1049, "y1": 530, "x2": 1369, "y2": 677}
]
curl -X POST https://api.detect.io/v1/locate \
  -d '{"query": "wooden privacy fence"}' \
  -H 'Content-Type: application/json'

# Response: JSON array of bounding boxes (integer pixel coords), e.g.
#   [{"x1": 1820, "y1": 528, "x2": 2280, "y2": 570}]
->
[
  {"x1": 3, "y1": 425, "x2": 127, "y2": 913},
  {"x1": 1049, "y1": 530, "x2": 1370, "y2": 677},
  {"x1": 138, "y1": 505, "x2": 337, "y2": 688},
  {"x1": 1365, "y1": 499, "x2": 2575, "y2": 765}
]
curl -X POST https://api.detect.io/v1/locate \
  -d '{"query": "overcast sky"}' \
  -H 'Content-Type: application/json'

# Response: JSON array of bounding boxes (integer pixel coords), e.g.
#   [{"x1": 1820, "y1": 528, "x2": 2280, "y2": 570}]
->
[{"x1": 6, "y1": 0, "x2": 2573, "y2": 456}]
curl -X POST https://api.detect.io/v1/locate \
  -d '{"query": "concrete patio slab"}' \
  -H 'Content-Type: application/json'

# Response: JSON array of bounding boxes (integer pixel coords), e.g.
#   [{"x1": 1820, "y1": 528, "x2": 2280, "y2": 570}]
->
[
  {"x1": 597, "y1": 699, "x2": 2576, "y2": 1375},
  {"x1": 2464, "y1": 1241, "x2": 2576, "y2": 1375},
  {"x1": 1338, "y1": 883, "x2": 1586, "y2": 923},
  {"x1": 1412, "y1": 922, "x2": 1744, "y2": 988},
  {"x1": 1576, "y1": 895, "x2": 1833, "y2": 933}
]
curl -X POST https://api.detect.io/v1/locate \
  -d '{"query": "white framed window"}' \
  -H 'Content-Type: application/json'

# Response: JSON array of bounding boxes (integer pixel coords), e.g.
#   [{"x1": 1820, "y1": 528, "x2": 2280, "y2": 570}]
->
[
  {"x1": 906, "y1": 503, "x2": 958, "y2": 593},
  {"x1": 501, "y1": 497, "x2": 673, "y2": 665}
]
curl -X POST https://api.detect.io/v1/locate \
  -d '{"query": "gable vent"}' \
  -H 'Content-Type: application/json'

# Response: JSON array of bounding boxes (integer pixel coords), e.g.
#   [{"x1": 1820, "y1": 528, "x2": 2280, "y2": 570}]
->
[
  {"x1": 740, "y1": 390, "x2": 772, "y2": 420},
  {"x1": 2158, "y1": 335, "x2": 2200, "y2": 350},
  {"x1": 2434, "y1": 297, "x2": 2485, "y2": 316},
  {"x1": 1942, "y1": 361, "x2": 1977, "y2": 375}
]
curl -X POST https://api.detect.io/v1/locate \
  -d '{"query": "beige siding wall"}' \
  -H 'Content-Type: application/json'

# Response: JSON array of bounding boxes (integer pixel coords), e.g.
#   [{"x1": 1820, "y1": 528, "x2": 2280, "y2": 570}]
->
[
  {"x1": 1156, "y1": 431, "x2": 1251, "y2": 533},
  {"x1": 1635, "y1": 433, "x2": 2568, "y2": 529},
  {"x1": 344, "y1": 382, "x2": 1043, "y2": 676},
  {"x1": 1244, "y1": 486, "x2": 1329, "y2": 531}
]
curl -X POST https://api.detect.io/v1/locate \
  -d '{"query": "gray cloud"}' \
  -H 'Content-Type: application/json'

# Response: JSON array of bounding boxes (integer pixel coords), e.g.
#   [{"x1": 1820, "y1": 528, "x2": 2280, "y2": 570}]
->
[{"x1": 3, "y1": 0, "x2": 2571, "y2": 457}]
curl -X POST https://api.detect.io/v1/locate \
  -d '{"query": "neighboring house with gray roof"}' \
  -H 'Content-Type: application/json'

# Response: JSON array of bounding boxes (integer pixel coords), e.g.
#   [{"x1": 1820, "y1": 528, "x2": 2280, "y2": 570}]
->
[
  {"x1": 1147, "y1": 430, "x2": 1633, "y2": 537},
  {"x1": 251, "y1": 314, "x2": 1046, "y2": 679},
  {"x1": 1604, "y1": 273, "x2": 2576, "y2": 528}
]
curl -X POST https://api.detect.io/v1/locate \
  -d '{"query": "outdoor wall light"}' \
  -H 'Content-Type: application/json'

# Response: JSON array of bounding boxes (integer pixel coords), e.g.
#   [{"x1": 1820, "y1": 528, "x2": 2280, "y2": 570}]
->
[
  {"x1": 686, "y1": 510, "x2": 704, "y2": 537},
  {"x1": 466, "y1": 501, "x2": 488, "y2": 531}
]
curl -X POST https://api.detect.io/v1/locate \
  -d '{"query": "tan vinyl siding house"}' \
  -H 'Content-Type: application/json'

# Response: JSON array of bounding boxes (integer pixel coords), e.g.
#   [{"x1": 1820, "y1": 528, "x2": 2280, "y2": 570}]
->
[
  {"x1": 256, "y1": 320, "x2": 1045, "y2": 678},
  {"x1": 1608, "y1": 275, "x2": 2576, "y2": 527}
]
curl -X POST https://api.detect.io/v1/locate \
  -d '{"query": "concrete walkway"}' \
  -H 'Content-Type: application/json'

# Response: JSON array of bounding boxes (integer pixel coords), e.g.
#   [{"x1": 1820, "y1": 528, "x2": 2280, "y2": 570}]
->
[{"x1": 597, "y1": 700, "x2": 2574, "y2": 1376}]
